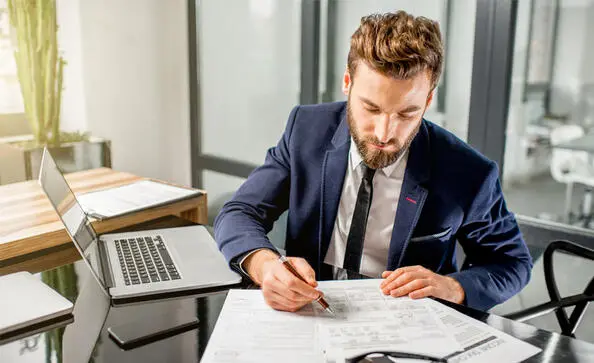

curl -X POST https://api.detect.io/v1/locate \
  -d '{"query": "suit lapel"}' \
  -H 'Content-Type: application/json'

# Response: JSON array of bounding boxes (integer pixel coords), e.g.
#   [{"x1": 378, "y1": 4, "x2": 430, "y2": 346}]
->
[
  {"x1": 386, "y1": 120, "x2": 431, "y2": 270},
  {"x1": 319, "y1": 110, "x2": 350, "y2": 274}
]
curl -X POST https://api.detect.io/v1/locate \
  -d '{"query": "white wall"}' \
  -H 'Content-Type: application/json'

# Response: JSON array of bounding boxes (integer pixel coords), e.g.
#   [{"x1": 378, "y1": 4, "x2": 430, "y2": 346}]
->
[
  {"x1": 57, "y1": 0, "x2": 192, "y2": 186},
  {"x1": 57, "y1": 0, "x2": 88, "y2": 133}
]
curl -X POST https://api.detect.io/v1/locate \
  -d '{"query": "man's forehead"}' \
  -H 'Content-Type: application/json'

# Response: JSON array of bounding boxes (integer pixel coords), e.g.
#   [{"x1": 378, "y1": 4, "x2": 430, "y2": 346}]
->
[
  {"x1": 353, "y1": 80, "x2": 430, "y2": 112},
  {"x1": 351, "y1": 65, "x2": 431, "y2": 105}
]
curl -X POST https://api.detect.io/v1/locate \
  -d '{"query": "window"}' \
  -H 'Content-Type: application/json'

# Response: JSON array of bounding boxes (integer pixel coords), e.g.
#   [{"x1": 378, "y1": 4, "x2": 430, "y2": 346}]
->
[
  {"x1": 523, "y1": 0, "x2": 559, "y2": 111},
  {"x1": 0, "y1": 0, "x2": 24, "y2": 115}
]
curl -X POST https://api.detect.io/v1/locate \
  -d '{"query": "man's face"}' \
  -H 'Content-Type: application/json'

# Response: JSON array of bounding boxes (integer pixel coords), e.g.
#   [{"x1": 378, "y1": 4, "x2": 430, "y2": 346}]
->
[{"x1": 344, "y1": 62, "x2": 434, "y2": 169}]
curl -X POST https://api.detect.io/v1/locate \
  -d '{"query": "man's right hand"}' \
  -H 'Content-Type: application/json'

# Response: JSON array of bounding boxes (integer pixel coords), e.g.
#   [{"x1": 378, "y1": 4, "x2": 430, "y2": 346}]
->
[{"x1": 243, "y1": 249, "x2": 321, "y2": 312}]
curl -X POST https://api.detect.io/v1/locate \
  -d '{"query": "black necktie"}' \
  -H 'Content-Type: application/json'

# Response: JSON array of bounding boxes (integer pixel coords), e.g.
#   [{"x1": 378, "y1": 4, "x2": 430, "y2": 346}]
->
[{"x1": 343, "y1": 164, "x2": 376, "y2": 274}]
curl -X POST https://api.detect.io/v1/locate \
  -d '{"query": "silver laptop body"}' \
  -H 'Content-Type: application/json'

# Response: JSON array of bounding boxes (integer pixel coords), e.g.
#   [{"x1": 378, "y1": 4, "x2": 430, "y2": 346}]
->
[
  {"x1": 38, "y1": 148, "x2": 241, "y2": 305},
  {"x1": 0, "y1": 271, "x2": 74, "y2": 339}
]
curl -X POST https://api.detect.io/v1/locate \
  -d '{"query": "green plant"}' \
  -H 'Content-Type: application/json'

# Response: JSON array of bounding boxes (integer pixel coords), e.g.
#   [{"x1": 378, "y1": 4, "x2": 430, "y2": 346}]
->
[{"x1": 7, "y1": 0, "x2": 65, "y2": 146}]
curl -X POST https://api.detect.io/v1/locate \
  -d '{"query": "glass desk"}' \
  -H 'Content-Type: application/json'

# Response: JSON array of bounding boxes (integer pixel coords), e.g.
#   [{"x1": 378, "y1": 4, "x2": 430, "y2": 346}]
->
[{"x1": 1, "y1": 220, "x2": 594, "y2": 362}]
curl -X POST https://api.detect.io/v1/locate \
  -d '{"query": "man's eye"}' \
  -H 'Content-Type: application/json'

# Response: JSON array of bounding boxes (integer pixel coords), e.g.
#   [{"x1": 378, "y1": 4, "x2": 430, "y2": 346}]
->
[
  {"x1": 365, "y1": 107, "x2": 380, "y2": 114},
  {"x1": 400, "y1": 113, "x2": 415, "y2": 120}
]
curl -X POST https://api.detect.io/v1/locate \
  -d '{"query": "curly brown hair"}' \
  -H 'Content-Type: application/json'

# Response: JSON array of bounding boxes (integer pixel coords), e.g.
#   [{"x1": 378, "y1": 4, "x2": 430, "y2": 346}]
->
[{"x1": 347, "y1": 10, "x2": 443, "y2": 90}]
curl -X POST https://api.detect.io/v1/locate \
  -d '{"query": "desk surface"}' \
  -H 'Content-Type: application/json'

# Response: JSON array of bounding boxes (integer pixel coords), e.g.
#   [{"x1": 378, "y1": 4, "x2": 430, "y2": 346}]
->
[
  {"x1": 0, "y1": 168, "x2": 207, "y2": 273},
  {"x1": 1, "y1": 222, "x2": 593, "y2": 362},
  {"x1": 554, "y1": 132, "x2": 594, "y2": 153}
]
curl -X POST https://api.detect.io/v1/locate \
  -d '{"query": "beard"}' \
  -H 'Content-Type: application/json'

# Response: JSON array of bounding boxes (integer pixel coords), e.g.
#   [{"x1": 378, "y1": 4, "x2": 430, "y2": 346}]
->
[{"x1": 346, "y1": 100, "x2": 421, "y2": 170}]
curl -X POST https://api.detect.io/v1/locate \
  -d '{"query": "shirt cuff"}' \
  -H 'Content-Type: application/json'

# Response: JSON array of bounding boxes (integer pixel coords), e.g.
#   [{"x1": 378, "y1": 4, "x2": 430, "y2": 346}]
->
[
  {"x1": 238, "y1": 248, "x2": 268, "y2": 276},
  {"x1": 230, "y1": 248, "x2": 274, "y2": 282}
]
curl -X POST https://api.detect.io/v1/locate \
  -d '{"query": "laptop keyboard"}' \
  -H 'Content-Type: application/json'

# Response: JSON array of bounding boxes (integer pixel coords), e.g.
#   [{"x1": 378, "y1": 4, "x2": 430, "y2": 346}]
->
[{"x1": 115, "y1": 236, "x2": 181, "y2": 285}]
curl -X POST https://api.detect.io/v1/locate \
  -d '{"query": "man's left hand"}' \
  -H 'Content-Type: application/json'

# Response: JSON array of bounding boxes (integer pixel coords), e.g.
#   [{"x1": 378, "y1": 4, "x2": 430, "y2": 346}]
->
[{"x1": 380, "y1": 265, "x2": 465, "y2": 304}]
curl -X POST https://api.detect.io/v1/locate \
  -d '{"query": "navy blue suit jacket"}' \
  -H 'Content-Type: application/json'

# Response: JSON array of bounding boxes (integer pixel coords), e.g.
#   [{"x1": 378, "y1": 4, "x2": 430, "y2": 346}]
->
[{"x1": 214, "y1": 102, "x2": 533, "y2": 311}]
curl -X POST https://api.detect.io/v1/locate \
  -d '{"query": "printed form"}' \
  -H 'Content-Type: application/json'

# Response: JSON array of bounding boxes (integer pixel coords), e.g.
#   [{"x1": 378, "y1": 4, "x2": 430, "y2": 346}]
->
[
  {"x1": 201, "y1": 279, "x2": 541, "y2": 363},
  {"x1": 76, "y1": 180, "x2": 200, "y2": 219}
]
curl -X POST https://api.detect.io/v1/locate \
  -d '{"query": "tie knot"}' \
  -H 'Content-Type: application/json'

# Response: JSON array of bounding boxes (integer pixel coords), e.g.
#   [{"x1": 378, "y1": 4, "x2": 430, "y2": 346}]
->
[{"x1": 361, "y1": 164, "x2": 376, "y2": 182}]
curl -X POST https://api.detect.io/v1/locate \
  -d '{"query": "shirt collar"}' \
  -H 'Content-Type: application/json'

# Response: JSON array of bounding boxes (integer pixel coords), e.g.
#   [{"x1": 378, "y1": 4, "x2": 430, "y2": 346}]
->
[{"x1": 349, "y1": 139, "x2": 408, "y2": 178}]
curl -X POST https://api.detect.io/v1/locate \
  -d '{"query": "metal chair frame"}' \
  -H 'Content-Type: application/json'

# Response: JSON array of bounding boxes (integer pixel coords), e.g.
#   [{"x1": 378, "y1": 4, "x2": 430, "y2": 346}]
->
[{"x1": 504, "y1": 240, "x2": 594, "y2": 338}]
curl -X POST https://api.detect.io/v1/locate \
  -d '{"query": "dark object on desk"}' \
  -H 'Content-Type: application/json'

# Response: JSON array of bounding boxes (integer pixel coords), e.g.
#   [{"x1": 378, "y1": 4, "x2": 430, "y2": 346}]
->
[
  {"x1": 505, "y1": 240, "x2": 594, "y2": 338},
  {"x1": 108, "y1": 317, "x2": 200, "y2": 350},
  {"x1": 345, "y1": 350, "x2": 446, "y2": 362}
]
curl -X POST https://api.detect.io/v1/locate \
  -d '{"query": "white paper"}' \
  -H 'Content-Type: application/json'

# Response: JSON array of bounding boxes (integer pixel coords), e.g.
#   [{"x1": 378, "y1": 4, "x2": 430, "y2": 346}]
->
[
  {"x1": 201, "y1": 280, "x2": 542, "y2": 363},
  {"x1": 202, "y1": 280, "x2": 461, "y2": 363},
  {"x1": 76, "y1": 180, "x2": 200, "y2": 219},
  {"x1": 424, "y1": 299, "x2": 542, "y2": 363},
  {"x1": 313, "y1": 280, "x2": 462, "y2": 362},
  {"x1": 200, "y1": 290, "x2": 325, "y2": 363}
]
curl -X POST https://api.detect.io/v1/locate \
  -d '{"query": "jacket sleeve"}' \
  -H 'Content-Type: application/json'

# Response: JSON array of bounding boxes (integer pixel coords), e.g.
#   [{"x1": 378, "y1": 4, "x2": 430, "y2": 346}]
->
[
  {"x1": 448, "y1": 162, "x2": 533, "y2": 311},
  {"x1": 213, "y1": 106, "x2": 299, "y2": 271}
]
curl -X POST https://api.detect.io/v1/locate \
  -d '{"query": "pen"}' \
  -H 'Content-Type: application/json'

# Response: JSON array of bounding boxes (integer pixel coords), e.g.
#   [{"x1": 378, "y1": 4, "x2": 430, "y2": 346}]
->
[{"x1": 278, "y1": 255, "x2": 335, "y2": 315}]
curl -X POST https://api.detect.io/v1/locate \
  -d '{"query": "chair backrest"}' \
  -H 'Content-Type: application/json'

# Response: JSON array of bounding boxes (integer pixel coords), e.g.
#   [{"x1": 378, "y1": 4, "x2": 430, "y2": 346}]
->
[
  {"x1": 506, "y1": 217, "x2": 594, "y2": 337},
  {"x1": 542, "y1": 240, "x2": 594, "y2": 337},
  {"x1": 550, "y1": 125, "x2": 588, "y2": 183}
]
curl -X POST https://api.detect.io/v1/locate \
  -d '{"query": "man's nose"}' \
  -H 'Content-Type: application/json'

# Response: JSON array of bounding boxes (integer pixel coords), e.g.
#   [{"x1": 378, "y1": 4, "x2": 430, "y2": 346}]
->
[{"x1": 374, "y1": 115, "x2": 391, "y2": 143}]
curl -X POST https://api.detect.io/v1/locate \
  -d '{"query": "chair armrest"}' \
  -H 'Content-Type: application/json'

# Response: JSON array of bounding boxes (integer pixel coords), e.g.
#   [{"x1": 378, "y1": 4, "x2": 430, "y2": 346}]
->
[{"x1": 504, "y1": 293, "x2": 594, "y2": 322}]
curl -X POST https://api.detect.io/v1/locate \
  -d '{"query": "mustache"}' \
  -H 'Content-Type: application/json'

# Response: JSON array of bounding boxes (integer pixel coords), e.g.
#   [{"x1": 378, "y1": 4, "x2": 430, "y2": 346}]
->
[{"x1": 363, "y1": 137, "x2": 397, "y2": 147}]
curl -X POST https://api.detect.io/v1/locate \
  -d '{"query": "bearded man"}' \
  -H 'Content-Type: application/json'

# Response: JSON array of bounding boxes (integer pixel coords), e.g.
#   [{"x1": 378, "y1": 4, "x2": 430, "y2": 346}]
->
[{"x1": 214, "y1": 10, "x2": 532, "y2": 312}]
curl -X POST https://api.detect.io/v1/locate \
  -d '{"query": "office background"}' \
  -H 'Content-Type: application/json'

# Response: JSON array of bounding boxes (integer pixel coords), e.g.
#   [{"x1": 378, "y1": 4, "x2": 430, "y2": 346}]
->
[{"x1": 1, "y1": 0, "x2": 593, "y2": 344}]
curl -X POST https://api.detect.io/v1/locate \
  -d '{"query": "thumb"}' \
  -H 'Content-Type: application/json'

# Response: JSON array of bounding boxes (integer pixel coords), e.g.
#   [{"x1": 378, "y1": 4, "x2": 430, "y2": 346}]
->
[{"x1": 288, "y1": 257, "x2": 318, "y2": 287}]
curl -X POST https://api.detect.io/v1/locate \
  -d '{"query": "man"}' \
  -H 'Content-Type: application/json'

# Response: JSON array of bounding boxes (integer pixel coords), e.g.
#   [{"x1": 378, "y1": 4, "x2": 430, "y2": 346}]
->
[{"x1": 214, "y1": 11, "x2": 532, "y2": 313}]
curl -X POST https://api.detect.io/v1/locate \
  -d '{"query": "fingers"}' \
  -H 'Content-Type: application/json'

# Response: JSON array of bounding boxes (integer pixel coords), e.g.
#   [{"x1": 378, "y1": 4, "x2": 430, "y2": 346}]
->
[
  {"x1": 380, "y1": 265, "x2": 423, "y2": 289},
  {"x1": 261, "y1": 276, "x2": 308, "y2": 312},
  {"x1": 260, "y1": 259, "x2": 321, "y2": 312},
  {"x1": 264, "y1": 289, "x2": 308, "y2": 312},
  {"x1": 265, "y1": 270, "x2": 317, "y2": 302},
  {"x1": 382, "y1": 270, "x2": 430, "y2": 295},
  {"x1": 275, "y1": 264, "x2": 321, "y2": 300},
  {"x1": 389, "y1": 278, "x2": 430, "y2": 297},
  {"x1": 409, "y1": 286, "x2": 435, "y2": 300},
  {"x1": 288, "y1": 257, "x2": 318, "y2": 287}
]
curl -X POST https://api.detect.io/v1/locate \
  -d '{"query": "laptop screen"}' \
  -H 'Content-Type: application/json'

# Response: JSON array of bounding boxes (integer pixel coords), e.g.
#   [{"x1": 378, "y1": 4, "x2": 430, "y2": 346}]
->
[{"x1": 38, "y1": 148, "x2": 107, "y2": 290}]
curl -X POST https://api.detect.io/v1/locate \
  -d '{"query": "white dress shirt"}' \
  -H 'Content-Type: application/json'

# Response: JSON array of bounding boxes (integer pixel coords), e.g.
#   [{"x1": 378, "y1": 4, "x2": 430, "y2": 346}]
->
[{"x1": 323, "y1": 139, "x2": 408, "y2": 278}]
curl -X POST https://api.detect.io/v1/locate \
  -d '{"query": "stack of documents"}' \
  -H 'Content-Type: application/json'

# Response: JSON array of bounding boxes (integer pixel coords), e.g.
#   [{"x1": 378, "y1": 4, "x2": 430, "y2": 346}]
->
[
  {"x1": 76, "y1": 180, "x2": 202, "y2": 220},
  {"x1": 201, "y1": 279, "x2": 541, "y2": 363}
]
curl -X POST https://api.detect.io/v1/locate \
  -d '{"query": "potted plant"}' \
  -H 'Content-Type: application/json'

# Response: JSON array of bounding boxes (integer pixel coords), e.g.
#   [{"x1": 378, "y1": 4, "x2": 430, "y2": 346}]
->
[{"x1": 0, "y1": 0, "x2": 110, "y2": 185}]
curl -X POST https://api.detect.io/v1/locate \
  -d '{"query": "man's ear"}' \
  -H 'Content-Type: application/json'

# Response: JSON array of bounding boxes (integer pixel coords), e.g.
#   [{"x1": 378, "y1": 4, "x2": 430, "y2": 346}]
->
[
  {"x1": 342, "y1": 68, "x2": 351, "y2": 96},
  {"x1": 425, "y1": 89, "x2": 435, "y2": 109}
]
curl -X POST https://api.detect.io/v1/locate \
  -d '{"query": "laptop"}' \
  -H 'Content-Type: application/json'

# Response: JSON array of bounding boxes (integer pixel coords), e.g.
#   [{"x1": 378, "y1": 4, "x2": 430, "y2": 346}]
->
[
  {"x1": 0, "y1": 271, "x2": 74, "y2": 343},
  {"x1": 38, "y1": 148, "x2": 241, "y2": 305}
]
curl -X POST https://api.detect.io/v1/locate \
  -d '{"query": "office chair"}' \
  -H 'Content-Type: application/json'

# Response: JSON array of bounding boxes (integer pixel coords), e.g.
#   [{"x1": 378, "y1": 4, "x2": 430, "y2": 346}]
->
[
  {"x1": 504, "y1": 240, "x2": 594, "y2": 338},
  {"x1": 549, "y1": 125, "x2": 594, "y2": 224}
]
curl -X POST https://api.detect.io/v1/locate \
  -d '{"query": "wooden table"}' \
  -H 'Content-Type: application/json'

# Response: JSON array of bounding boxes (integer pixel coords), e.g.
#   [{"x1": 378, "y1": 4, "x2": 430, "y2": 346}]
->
[{"x1": 0, "y1": 168, "x2": 207, "y2": 275}]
